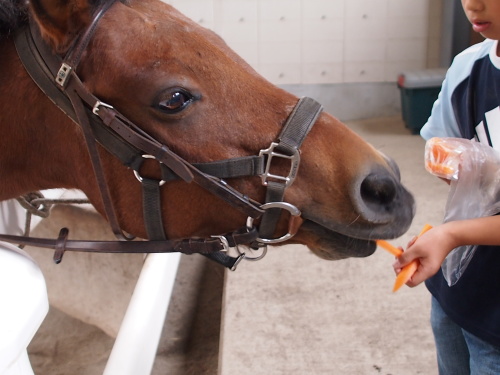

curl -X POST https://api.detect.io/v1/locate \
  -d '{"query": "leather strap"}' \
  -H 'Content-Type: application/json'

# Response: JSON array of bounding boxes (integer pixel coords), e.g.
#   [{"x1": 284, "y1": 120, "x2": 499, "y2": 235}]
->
[
  {"x1": 0, "y1": 227, "x2": 259, "y2": 265},
  {"x1": 258, "y1": 97, "x2": 323, "y2": 241}
]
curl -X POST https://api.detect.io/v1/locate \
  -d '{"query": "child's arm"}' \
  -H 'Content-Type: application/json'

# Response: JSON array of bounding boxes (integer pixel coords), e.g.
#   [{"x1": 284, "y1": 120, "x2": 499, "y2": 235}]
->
[{"x1": 393, "y1": 215, "x2": 500, "y2": 287}]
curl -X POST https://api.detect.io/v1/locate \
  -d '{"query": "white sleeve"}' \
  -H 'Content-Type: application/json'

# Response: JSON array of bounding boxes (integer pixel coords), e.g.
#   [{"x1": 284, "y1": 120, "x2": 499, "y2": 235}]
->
[{"x1": 420, "y1": 40, "x2": 494, "y2": 140}]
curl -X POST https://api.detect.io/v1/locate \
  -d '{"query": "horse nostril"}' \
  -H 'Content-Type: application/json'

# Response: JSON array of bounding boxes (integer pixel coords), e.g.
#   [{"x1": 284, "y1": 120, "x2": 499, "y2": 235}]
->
[
  {"x1": 352, "y1": 163, "x2": 415, "y2": 227},
  {"x1": 360, "y1": 174, "x2": 397, "y2": 207}
]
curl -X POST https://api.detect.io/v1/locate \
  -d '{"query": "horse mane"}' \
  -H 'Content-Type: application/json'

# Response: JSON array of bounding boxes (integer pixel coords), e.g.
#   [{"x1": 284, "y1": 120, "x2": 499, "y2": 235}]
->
[{"x1": 0, "y1": 0, "x2": 28, "y2": 36}]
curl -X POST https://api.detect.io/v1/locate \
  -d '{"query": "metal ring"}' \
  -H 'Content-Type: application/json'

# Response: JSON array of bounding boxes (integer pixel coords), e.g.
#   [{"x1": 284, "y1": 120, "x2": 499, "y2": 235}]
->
[
  {"x1": 133, "y1": 155, "x2": 166, "y2": 186},
  {"x1": 246, "y1": 202, "x2": 301, "y2": 244},
  {"x1": 237, "y1": 244, "x2": 268, "y2": 261}
]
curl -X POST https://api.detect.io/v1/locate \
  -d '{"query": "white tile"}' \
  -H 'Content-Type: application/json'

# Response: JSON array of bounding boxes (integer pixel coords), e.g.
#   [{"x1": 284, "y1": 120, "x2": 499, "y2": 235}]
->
[
  {"x1": 258, "y1": 63, "x2": 302, "y2": 84},
  {"x1": 344, "y1": 14, "x2": 388, "y2": 40},
  {"x1": 215, "y1": 0, "x2": 258, "y2": 23},
  {"x1": 169, "y1": 0, "x2": 214, "y2": 24},
  {"x1": 345, "y1": 0, "x2": 388, "y2": 19},
  {"x1": 302, "y1": 17, "x2": 344, "y2": 41},
  {"x1": 259, "y1": 0, "x2": 301, "y2": 21},
  {"x1": 217, "y1": 20, "x2": 259, "y2": 43},
  {"x1": 344, "y1": 39, "x2": 386, "y2": 62},
  {"x1": 386, "y1": 38, "x2": 428, "y2": 62},
  {"x1": 259, "y1": 41, "x2": 301, "y2": 64},
  {"x1": 259, "y1": 19, "x2": 301, "y2": 42},
  {"x1": 343, "y1": 61, "x2": 385, "y2": 82},
  {"x1": 302, "y1": 63, "x2": 343, "y2": 84},
  {"x1": 387, "y1": 0, "x2": 429, "y2": 17},
  {"x1": 386, "y1": 16, "x2": 429, "y2": 39},
  {"x1": 302, "y1": 40, "x2": 344, "y2": 63},
  {"x1": 302, "y1": 0, "x2": 345, "y2": 20}
]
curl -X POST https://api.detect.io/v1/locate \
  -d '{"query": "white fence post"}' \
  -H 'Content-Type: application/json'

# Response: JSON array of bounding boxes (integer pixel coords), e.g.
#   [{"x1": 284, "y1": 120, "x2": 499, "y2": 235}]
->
[{"x1": 103, "y1": 252, "x2": 181, "y2": 375}]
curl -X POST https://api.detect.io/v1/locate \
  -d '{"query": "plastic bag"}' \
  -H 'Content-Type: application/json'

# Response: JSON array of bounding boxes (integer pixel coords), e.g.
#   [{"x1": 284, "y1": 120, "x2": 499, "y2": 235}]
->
[{"x1": 424, "y1": 137, "x2": 500, "y2": 286}]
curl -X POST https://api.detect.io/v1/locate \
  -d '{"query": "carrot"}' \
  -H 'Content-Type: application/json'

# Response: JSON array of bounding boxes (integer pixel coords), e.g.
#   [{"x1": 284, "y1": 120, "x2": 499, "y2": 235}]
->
[
  {"x1": 376, "y1": 239, "x2": 418, "y2": 291},
  {"x1": 392, "y1": 261, "x2": 418, "y2": 292},
  {"x1": 425, "y1": 161, "x2": 455, "y2": 176},
  {"x1": 424, "y1": 138, "x2": 459, "y2": 179},
  {"x1": 377, "y1": 224, "x2": 433, "y2": 292},
  {"x1": 418, "y1": 224, "x2": 433, "y2": 237},
  {"x1": 376, "y1": 240, "x2": 402, "y2": 257}
]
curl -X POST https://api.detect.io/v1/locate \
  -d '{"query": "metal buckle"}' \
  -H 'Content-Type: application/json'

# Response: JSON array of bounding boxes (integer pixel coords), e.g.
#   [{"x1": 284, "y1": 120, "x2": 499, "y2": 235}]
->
[
  {"x1": 238, "y1": 243, "x2": 267, "y2": 262},
  {"x1": 133, "y1": 155, "x2": 166, "y2": 186},
  {"x1": 210, "y1": 235, "x2": 247, "y2": 271},
  {"x1": 92, "y1": 100, "x2": 114, "y2": 115},
  {"x1": 56, "y1": 63, "x2": 72, "y2": 87},
  {"x1": 246, "y1": 202, "x2": 301, "y2": 244},
  {"x1": 210, "y1": 234, "x2": 267, "y2": 269},
  {"x1": 211, "y1": 235, "x2": 231, "y2": 252},
  {"x1": 259, "y1": 142, "x2": 300, "y2": 187}
]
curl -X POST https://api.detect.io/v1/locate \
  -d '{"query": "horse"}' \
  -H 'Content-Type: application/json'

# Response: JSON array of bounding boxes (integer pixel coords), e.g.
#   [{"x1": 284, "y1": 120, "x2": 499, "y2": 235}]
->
[{"x1": 0, "y1": 0, "x2": 415, "y2": 266}]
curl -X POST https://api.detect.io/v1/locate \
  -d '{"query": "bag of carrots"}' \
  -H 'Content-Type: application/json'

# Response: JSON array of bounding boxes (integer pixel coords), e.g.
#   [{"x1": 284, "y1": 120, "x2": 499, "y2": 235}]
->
[{"x1": 424, "y1": 137, "x2": 500, "y2": 285}]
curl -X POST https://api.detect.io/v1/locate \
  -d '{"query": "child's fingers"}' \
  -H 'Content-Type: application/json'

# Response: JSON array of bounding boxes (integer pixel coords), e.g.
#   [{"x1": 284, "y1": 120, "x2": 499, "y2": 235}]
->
[
  {"x1": 393, "y1": 250, "x2": 414, "y2": 268},
  {"x1": 406, "y1": 235, "x2": 418, "y2": 248}
]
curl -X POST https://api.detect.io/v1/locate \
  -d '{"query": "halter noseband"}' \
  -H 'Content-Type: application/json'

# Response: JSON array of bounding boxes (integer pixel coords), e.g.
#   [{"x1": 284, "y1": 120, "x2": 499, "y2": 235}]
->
[{"x1": 6, "y1": 0, "x2": 323, "y2": 270}]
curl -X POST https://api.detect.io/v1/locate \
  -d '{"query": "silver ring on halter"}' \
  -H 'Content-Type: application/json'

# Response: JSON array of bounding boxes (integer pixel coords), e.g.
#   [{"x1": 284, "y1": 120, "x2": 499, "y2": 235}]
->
[
  {"x1": 246, "y1": 201, "x2": 301, "y2": 244},
  {"x1": 211, "y1": 234, "x2": 267, "y2": 263},
  {"x1": 238, "y1": 242, "x2": 268, "y2": 262},
  {"x1": 133, "y1": 154, "x2": 166, "y2": 186}
]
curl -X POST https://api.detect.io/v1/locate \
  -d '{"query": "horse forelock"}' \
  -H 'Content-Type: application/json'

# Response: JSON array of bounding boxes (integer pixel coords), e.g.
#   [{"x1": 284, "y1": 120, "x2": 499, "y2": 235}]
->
[{"x1": 0, "y1": 0, "x2": 28, "y2": 36}]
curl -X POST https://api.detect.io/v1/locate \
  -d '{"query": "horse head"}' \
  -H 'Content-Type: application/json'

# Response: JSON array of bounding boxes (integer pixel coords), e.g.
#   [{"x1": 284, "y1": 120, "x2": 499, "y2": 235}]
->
[{"x1": 0, "y1": 0, "x2": 415, "y2": 262}]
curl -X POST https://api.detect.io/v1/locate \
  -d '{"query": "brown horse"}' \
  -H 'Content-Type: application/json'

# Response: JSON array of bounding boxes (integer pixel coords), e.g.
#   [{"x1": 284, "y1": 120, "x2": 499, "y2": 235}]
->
[{"x1": 0, "y1": 0, "x2": 414, "y2": 264}]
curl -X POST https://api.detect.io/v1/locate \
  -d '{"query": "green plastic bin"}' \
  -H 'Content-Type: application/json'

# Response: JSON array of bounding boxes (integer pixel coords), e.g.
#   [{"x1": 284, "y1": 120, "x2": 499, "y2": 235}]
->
[{"x1": 397, "y1": 69, "x2": 447, "y2": 134}]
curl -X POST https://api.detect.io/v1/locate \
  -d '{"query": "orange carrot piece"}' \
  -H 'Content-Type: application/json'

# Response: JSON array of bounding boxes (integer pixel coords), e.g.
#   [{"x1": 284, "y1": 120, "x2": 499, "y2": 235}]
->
[
  {"x1": 376, "y1": 240, "x2": 403, "y2": 257},
  {"x1": 418, "y1": 224, "x2": 433, "y2": 236},
  {"x1": 425, "y1": 161, "x2": 455, "y2": 176},
  {"x1": 392, "y1": 224, "x2": 433, "y2": 292},
  {"x1": 393, "y1": 260, "x2": 418, "y2": 292},
  {"x1": 377, "y1": 224, "x2": 433, "y2": 292}
]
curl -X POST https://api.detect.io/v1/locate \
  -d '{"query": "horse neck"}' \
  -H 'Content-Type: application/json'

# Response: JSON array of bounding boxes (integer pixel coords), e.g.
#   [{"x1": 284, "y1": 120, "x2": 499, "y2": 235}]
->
[{"x1": 0, "y1": 38, "x2": 89, "y2": 201}]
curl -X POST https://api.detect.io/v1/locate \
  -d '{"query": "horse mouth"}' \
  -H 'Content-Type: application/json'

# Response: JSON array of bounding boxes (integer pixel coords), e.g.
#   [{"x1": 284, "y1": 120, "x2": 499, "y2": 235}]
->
[{"x1": 299, "y1": 219, "x2": 377, "y2": 260}]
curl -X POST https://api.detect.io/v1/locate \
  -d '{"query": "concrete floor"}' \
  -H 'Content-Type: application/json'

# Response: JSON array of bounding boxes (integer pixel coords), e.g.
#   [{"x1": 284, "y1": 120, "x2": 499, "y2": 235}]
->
[
  {"x1": 219, "y1": 116, "x2": 448, "y2": 375},
  {"x1": 25, "y1": 116, "x2": 448, "y2": 374}
]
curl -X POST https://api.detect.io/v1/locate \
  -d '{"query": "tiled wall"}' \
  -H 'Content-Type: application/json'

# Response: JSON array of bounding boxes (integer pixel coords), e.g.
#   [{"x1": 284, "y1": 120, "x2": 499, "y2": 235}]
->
[{"x1": 164, "y1": 0, "x2": 442, "y2": 85}]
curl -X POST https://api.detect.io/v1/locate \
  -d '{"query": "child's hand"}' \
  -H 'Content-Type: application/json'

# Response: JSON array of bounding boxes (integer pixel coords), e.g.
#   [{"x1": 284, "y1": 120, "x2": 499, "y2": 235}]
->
[{"x1": 392, "y1": 224, "x2": 455, "y2": 287}]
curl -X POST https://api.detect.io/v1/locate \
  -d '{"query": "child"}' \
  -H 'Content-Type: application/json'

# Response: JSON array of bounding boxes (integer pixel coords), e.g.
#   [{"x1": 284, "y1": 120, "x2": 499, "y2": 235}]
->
[{"x1": 394, "y1": 0, "x2": 500, "y2": 373}]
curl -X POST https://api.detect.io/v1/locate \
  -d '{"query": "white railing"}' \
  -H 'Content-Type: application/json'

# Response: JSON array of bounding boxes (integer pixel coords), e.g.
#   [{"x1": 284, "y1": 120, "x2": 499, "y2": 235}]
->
[
  {"x1": 103, "y1": 252, "x2": 181, "y2": 374},
  {"x1": 0, "y1": 194, "x2": 181, "y2": 375}
]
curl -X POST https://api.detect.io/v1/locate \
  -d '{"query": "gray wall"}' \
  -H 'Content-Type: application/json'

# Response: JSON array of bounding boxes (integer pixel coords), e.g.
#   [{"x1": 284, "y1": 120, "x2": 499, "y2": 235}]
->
[{"x1": 281, "y1": 82, "x2": 401, "y2": 121}]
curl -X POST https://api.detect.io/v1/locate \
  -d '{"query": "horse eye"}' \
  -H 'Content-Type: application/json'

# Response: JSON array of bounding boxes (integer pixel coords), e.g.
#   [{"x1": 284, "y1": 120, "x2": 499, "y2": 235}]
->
[{"x1": 158, "y1": 90, "x2": 194, "y2": 114}]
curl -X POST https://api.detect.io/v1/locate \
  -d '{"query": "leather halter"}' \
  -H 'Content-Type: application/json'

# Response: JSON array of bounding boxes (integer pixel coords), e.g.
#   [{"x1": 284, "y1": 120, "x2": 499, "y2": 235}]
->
[{"x1": 4, "y1": 0, "x2": 323, "y2": 269}]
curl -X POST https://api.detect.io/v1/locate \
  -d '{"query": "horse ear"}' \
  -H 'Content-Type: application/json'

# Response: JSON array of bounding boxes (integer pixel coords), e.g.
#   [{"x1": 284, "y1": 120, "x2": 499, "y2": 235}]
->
[{"x1": 29, "y1": 0, "x2": 93, "y2": 54}]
